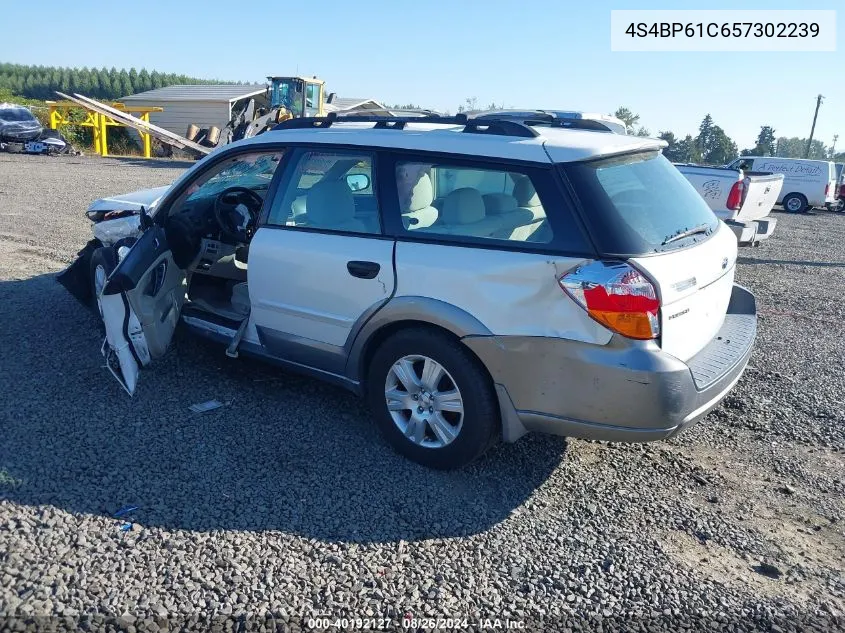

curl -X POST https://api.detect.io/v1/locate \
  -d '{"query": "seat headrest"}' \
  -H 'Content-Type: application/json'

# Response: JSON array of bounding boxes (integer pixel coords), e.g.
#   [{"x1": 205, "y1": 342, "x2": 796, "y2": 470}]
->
[
  {"x1": 408, "y1": 173, "x2": 434, "y2": 211},
  {"x1": 306, "y1": 181, "x2": 355, "y2": 226},
  {"x1": 483, "y1": 193, "x2": 518, "y2": 215},
  {"x1": 513, "y1": 177, "x2": 541, "y2": 207},
  {"x1": 442, "y1": 188, "x2": 486, "y2": 225}
]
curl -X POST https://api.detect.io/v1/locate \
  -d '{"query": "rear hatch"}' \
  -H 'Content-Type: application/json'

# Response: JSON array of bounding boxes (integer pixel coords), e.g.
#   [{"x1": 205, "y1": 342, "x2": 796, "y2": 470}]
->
[
  {"x1": 737, "y1": 173, "x2": 783, "y2": 222},
  {"x1": 562, "y1": 151, "x2": 738, "y2": 362}
]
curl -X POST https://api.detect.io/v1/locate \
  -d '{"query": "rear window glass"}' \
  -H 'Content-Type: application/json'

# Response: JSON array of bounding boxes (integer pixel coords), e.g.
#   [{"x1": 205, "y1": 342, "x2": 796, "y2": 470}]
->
[{"x1": 562, "y1": 151, "x2": 719, "y2": 255}]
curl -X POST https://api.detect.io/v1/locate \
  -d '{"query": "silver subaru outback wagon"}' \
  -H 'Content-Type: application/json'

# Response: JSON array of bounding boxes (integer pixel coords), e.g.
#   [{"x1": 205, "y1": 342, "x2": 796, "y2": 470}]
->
[{"x1": 57, "y1": 114, "x2": 757, "y2": 469}]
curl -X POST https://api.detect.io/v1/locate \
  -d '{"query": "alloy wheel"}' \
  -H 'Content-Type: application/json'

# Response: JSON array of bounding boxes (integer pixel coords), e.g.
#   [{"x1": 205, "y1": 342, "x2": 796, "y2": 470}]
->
[{"x1": 384, "y1": 354, "x2": 464, "y2": 449}]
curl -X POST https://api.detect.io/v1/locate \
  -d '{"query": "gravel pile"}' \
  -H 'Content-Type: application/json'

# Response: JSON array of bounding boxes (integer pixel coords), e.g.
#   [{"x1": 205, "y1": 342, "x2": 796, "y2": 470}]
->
[{"x1": 1, "y1": 155, "x2": 843, "y2": 632}]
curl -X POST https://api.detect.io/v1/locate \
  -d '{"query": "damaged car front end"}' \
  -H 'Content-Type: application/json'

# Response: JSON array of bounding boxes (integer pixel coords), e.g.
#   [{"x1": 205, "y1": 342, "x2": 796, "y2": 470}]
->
[{"x1": 56, "y1": 185, "x2": 170, "y2": 306}]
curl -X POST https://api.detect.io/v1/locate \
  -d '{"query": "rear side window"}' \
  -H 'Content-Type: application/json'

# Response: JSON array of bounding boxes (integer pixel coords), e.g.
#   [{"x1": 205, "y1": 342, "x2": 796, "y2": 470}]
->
[
  {"x1": 562, "y1": 152, "x2": 719, "y2": 255},
  {"x1": 381, "y1": 152, "x2": 592, "y2": 254},
  {"x1": 395, "y1": 162, "x2": 552, "y2": 243}
]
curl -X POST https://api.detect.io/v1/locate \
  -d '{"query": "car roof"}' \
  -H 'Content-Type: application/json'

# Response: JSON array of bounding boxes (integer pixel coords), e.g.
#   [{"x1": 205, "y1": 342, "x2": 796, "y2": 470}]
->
[
  {"x1": 236, "y1": 121, "x2": 666, "y2": 164},
  {"x1": 743, "y1": 156, "x2": 833, "y2": 165}
]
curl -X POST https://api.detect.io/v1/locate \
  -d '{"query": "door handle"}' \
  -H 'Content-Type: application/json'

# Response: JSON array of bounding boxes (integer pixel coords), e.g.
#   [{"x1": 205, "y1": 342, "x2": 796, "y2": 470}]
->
[{"x1": 347, "y1": 260, "x2": 380, "y2": 279}]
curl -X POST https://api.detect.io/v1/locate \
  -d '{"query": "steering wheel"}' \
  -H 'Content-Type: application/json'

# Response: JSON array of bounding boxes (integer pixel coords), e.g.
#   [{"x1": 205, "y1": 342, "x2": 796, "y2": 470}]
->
[{"x1": 213, "y1": 187, "x2": 264, "y2": 243}]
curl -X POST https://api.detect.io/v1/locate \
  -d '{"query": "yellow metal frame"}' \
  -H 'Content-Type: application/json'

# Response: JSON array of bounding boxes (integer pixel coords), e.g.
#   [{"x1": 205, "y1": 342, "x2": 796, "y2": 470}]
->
[{"x1": 46, "y1": 100, "x2": 164, "y2": 158}]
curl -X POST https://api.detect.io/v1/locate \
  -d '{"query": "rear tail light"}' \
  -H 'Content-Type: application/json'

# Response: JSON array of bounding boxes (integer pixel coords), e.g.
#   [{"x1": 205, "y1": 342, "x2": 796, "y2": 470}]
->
[
  {"x1": 726, "y1": 180, "x2": 744, "y2": 211},
  {"x1": 559, "y1": 261, "x2": 660, "y2": 340},
  {"x1": 825, "y1": 183, "x2": 830, "y2": 197}
]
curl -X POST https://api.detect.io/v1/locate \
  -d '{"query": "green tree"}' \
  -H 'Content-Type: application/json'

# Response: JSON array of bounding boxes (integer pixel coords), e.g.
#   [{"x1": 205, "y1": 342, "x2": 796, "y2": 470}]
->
[
  {"x1": 137, "y1": 68, "x2": 151, "y2": 93},
  {"x1": 742, "y1": 125, "x2": 776, "y2": 156},
  {"x1": 695, "y1": 114, "x2": 714, "y2": 155},
  {"x1": 96, "y1": 68, "x2": 111, "y2": 98},
  {"x1": 658, "y1": 131, "x2": 683, "y2": 162},
  {"x1": 675, "y1": 135, "x2": 701, "y2": 163},
  {"x1": 754, "y1": 126, "x2": 776, "y2": 156},
  {"x1": 775, "y1": 137, "x2": 827, "y2": 159},
  {"x1": 613, "y1": 107, "x2": 641, "y2": 134},
  {"x1": 695, "y1": 115, "x2": 737, "y2": 165},
  {"x1": 117, "y1": 70, "x2": 132, "y2": 97},
  {"x1": 0, "y1": 62, "x2": 243, "y2": 100},
  {"x1": 634, "y1": 126, "x2": 650, "y2": 137}
]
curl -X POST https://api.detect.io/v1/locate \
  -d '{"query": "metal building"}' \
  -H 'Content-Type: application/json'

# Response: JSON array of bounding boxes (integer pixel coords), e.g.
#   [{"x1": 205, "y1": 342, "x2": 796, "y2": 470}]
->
[
  {"x1": 119, "y1": 84, "x2": 268, "y2": 136},
  {"x1": 120, "y1": 85, "x2": 394, "y2": 137}
]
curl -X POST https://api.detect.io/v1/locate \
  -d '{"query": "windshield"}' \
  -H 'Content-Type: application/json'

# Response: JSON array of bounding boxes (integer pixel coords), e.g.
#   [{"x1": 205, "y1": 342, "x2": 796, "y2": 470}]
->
[
  {"x1": 184, "y1": 153, "x2": 282, "y2": 202},
  {"x1": 562, "y1": 151, "x2": 719, "y2": 255},
  {"x1": 270, "y1": 78, "x2": 303, "y2": 115},
  {"x1": 0, "y1": 107, "x2": 37, "y2": 123}
]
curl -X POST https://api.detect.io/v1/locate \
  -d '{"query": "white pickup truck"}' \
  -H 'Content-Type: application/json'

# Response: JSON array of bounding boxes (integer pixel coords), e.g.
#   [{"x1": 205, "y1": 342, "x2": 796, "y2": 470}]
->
[{"x1": 675, "y1": 164, "x2": 784, "y2": 246}]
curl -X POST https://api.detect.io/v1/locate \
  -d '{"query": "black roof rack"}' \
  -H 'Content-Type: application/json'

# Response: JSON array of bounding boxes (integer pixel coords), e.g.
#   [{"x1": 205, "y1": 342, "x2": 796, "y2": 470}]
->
[
  {"x1": 273, "y1": 112, "x2": 541, "y2": 138},
  {"x1": 473, "y1": 110, "x2": 615, "y2": 133}
]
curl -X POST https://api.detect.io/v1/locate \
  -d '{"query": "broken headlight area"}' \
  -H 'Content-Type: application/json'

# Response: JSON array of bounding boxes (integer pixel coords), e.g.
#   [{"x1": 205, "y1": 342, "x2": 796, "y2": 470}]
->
[{"x1": 86, "y1": 208, "x2": 138, "y2": 223}]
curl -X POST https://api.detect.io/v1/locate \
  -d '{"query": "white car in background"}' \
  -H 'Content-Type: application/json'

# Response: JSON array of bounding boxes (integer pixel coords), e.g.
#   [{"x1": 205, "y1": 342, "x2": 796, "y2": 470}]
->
[
  {"x1": 727, "y1": 156, "x2": 837, "y2": 213},
  {"x1": 675, "y1": 164, "x2": 783, "y2": 246},
  {"x1": 58, "y1": 113, "x2": 757, "y2": 469}
]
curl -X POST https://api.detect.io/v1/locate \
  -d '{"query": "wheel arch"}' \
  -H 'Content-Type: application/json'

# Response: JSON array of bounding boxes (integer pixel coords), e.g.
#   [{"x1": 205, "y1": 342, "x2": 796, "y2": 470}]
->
[{"x1": 345, "y1": 296, "x2": 494, "y2": 391}]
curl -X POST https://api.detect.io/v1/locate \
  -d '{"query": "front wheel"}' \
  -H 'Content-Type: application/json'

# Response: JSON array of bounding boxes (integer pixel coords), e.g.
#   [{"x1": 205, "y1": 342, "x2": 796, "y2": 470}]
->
[
  {"x1": 366, "y1": 328, "x2": 499, "y2": 470},
  {"x1": 89, "y1": 246, "x2": 117, "y2": 323},
  {"x1": 782, "y1": 193, "x2": 808, "y2": 214}
]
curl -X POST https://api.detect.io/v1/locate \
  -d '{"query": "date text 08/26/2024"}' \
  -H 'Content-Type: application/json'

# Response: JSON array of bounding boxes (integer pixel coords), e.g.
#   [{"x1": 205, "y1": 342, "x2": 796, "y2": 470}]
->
[{"x1": 306, "y1": 616, "x2": 526, "y2": 630}]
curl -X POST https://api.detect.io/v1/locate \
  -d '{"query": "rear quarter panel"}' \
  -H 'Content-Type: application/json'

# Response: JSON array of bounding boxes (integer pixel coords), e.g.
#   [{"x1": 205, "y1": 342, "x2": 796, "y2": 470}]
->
[{"x1": 393, "y1": 242, "x2": 611, "y2": 345}]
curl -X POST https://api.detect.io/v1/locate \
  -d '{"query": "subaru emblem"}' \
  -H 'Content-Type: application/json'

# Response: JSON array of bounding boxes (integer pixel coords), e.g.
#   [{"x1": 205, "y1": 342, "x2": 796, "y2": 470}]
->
[{"x1": 721, "y1": 257, "x2": 728, "y2": 269}]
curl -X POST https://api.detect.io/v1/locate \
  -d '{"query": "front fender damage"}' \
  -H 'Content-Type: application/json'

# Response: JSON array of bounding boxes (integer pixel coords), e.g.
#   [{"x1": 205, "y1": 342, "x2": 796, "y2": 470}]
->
[{"x1": 56, "y1": 239, "x2": 101, "y2": 306}]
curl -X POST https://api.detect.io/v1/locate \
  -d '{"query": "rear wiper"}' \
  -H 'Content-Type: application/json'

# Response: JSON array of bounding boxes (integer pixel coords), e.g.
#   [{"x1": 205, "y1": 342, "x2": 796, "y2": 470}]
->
[{"x1": 662, "y1": 223, "x2": 711, "y2": 246}]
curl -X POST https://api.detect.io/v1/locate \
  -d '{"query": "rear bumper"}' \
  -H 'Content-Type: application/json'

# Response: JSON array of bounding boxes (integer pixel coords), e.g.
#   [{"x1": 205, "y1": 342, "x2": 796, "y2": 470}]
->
[
  {"x1": 725, "y1": 218, "x2": 777, "y2": 245},
  {"x1": 464, "y1": 284, "x2": 757, "y2": 443}
]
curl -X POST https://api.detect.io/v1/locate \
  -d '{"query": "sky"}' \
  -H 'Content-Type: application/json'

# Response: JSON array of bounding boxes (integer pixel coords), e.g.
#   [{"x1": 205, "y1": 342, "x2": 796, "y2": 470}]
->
[{"x1": 0, "y1": 0, "x2": 841, "y2": 150}]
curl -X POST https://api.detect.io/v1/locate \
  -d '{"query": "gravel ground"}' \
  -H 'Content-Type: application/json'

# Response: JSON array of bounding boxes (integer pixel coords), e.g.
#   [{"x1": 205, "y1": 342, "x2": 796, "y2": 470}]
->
[{"x1": 0, "y1": 154, "x2": 843, "y2": 632}]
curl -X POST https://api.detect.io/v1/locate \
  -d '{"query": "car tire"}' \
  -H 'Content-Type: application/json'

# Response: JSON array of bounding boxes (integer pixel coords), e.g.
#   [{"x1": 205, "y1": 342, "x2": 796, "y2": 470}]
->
[
  {"x1": 89, "y1": 246, "x2": 117, "y2": 324},
  {"x1": 782, "y1": 193, "x2": 808, "y2": 214},
  {"x1": 366, "y1": 327, "x2": 499, "y2": 470}
]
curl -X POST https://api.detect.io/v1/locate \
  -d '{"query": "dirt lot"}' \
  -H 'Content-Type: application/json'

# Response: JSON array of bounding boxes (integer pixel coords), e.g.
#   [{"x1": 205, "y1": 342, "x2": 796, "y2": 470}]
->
[{"x1": 1, "y1": 154, "x2": 843, "y2": 632}]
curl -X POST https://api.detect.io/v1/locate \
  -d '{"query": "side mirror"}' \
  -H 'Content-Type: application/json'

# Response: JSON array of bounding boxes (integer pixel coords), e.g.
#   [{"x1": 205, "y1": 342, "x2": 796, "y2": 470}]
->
[
  {"x1": 138, "y1": 206, "x2": 153, "y2": 230},
  {"x1": 346, "y1": 174, "x2": 371, "y2": 192}
]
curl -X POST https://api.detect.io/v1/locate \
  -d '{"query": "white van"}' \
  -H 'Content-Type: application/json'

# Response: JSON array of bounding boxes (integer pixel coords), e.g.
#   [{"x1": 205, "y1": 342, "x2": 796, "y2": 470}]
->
[{"x1": 727, "y1": 156, "x2": 837, "y2": 213}]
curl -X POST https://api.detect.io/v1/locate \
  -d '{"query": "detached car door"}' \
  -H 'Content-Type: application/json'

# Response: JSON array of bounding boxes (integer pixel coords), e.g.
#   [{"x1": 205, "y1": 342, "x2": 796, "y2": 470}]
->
[
  {"x1": 98, "y1": 149, "x2": 286, "y2": 395},
  {"x1": 100, "y1": 223, "x2": 185, "y2": 395}
]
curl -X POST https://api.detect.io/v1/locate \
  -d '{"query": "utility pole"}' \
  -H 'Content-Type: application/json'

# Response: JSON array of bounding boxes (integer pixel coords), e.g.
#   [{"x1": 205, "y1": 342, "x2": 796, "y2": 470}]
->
[
  {"x1": 831, "y1": 134, "x2": 839, "y2": 158},
  {"x1": 804, "y1": 94, "x2": 824, "y2": 158}
]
